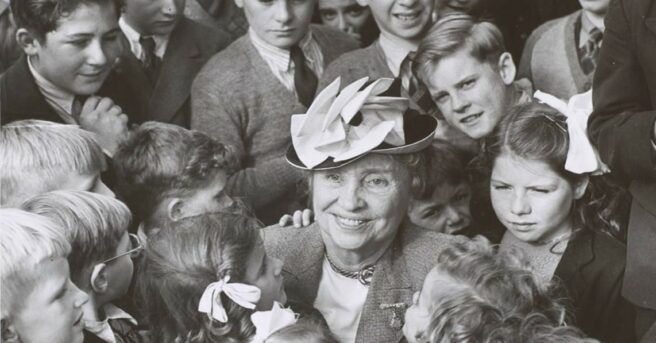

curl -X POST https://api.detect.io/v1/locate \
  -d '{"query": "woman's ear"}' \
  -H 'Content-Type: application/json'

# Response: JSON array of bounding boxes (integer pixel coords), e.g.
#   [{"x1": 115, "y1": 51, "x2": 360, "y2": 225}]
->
[
  {"x1": 90, "y1": 263, "x2": 109, "y2": 294},
  {"x1": 1, "y1": 319, "x2": 20, "y2": 343},
  {"x1": 497, "y1": 52, "x2": 517, "y2": 85},
  {"x1": 573, "y1": 176, "x2": 590, "y2": 200}
]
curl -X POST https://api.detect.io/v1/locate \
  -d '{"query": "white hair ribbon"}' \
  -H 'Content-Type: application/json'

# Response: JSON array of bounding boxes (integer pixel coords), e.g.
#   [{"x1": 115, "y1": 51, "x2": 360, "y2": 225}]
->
[
  {"x1": 291, "y1": 76, "x2": 409, "y2": 169},
  {"x1": 197, "y1": 276, "x2": 261, "y2": 323},
  {"x1": 250, "y1": 302, "x2": 298, "y2": 343},
  {"x1": 533, "y1": 90, "x2": 609, "y2": 175}
]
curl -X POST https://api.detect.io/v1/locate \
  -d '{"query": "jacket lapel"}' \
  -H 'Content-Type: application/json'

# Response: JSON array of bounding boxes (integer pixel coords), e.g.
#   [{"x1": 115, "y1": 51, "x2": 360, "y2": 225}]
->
[
  {"x1": 148, "y1": 18, "x2": 202, "y2": 123},
  {"x1": 3, "y1": 57, "x2": 62, "y2": 123},
  {"x1": 356, "y1": 242, "x2": 414, "y2": 343},
  {"x1": 283, "y1": 226, "x2": 324, "y2": 305}
]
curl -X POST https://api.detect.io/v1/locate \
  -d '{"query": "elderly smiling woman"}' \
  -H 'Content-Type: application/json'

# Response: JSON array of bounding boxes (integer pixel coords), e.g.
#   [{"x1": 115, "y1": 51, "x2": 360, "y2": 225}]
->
[{"x1": 262, "y1": 77, "x2": 462, "y2": 343}]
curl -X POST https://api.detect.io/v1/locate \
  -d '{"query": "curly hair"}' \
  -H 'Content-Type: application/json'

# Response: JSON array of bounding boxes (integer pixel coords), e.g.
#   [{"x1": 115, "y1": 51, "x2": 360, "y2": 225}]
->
[
  {"x1": 423, "y1": 237, "x2": 576, "y2": 343},
  {"x1": 474, "y1": 102, "x2": 629, "y2": 241},
  {"x1": 137, "y1": 213, "x2": 261, "y2": 343}
]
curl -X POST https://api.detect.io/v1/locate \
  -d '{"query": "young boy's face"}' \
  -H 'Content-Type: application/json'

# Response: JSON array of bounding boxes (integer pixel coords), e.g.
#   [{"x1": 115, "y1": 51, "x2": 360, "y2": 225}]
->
[
  {"x1": 408, "y1": 181, "x2": 471, "y2": 234},
  {"x1": 357, "y1": 0, "x2": 433, "y2": 44},
  {"x1": 425, "y1": 48, "x2": 515, "y2": 140},
  {"x1": 235, "y1": 0, "x2": 316, "y2": 49},
  {"x1": 99, "y1": 232, "x2": 136, "y2": 301},
  {"x1": 10, "y1": 257, "x2": 88, "y2": 343},
  {"x1": 26, "y1": 2, "x2": 122, "y2": 96},
  {"x1": 123, "y1": 0, "x2": 185, "y2": 36},
  {"x1": 318, "y1": 0, "x2": 371, "y2": 42},
  {"x1": 579, "y1": 0, "x2": 610, "y2": 16},
  {"x1": 180, "y1": 171, "x2": 234, "y2": 217},
  {"x1": 403, "y1": 267, "x2": 451, "y2": 343}
]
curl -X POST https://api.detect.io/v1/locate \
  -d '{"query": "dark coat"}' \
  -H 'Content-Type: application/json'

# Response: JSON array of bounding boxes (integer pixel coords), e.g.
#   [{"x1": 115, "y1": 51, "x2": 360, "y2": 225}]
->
[
  {"x1": 0, "y1": 56, "x2": 145, "y2": 126},
  {"x1": 116, "y1": 17, "x2": 231, "y2": 128},
  {"x1": 554, "y1": 231, "x2": 636, "y2": 342},
  {"x1": 588, "y1": 0, "x2": 656, "y2": 312}
]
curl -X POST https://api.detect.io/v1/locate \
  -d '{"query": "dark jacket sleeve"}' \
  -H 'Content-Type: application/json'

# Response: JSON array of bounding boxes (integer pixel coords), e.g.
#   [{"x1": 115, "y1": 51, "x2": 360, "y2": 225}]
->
[{"x1": 588, "y1": 0, "x2": 656, "y2": 182}]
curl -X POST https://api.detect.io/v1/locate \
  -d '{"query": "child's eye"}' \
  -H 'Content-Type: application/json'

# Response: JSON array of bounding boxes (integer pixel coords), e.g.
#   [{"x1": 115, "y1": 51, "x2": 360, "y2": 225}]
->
[
  {"x1": 423, "y1": 207, "x2": 442, "y2": 219},
  {"x1": 492, "y1": 184, "x2": 510, "y2": 191},
  {"x1": 69, "y1": 39, "x2": 89, "y2": 47},
  {"x1": 463, "y1": 79, "x2": 476, "y2": 89},
  {"x1": 530, "y1": 188, "x2": 551, "y2": 194},
  {"x1": 320, "y1": 10, "x2": 337, "y2": 21},
  {"x1": 347, "y1": 8, "x2": 366, "y2": 17}
]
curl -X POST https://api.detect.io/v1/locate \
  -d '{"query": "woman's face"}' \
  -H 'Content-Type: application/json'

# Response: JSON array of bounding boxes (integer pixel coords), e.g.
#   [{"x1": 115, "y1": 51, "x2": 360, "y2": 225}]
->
[
  {"x1": 312, "y1": 154, "x2": 412, "y2": 256},
  {"x1": 490, "y1": 153, "x2": 587, "y2": 244}
]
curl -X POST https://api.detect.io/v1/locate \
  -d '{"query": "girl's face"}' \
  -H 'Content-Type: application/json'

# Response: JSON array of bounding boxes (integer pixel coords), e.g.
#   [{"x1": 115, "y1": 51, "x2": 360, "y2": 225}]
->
[
  {"x1": 490, "y1": 153, "x2": 587, "y2": 244},
  {"x1": 403, "y1": 267, "x2": 453, "y2": 343},
  {"x1": 243, "y1": 239, "x2": 286, "y2": 311}
]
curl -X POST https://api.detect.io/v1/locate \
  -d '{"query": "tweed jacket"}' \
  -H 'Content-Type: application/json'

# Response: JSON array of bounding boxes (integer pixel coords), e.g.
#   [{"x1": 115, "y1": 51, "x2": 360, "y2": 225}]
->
[
  {"x1": 554, "y1": 231, "x2": 635, "y2": 342},
  {"x1": 262, "y1": 221, "x2": 462, "y2": 343},
  {"x1": 318, "y1": 40, "x2": 392, "y2": 93},
  {"x1": 588, "y1": 0, "x2": 656, "y2": 311},
  {"x1": 519, "y1": 10, "x2": 594, "y2": 99},
  {"x1": 116, "y1": 17, "x2": 230, "y2": 128},
  {"x1": 0, "y1": 56, "x2": 144, "y2": 126},
  {"x1": 191, "y1": 25, "x2": 358, "y2": 224}
]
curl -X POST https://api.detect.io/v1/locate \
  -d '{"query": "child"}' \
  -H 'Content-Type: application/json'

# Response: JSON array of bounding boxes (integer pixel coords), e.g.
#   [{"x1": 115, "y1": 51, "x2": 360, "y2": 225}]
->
[
  {"x1": 22, "y1": 191, "x2": 143, "y2": 343},
  {"x1": 0, "y1": 208, "x2": 89, "y2": 343},
  {"x1": 483, "y1": 101, "x2": 635, "y2": 342},
  {"x1": 317, "y1": 0, "x2": 378, "y2": 47},
  {"x1": 2, "y1": 0, "x2": 139, "y2": 154},
  {"x1": 263, "y1": 320, "x2": 337, "y2": 343},
  {"x1": 112, "y1": 121, "x2": 240, "y2": 237},
  {"x1": 0, "y1": 120, "x2": 113, "y2": 207},
  {"x1": 407, "y1": 141, "x2": 473, "y2": 235},
  {"x1": 0, "y1": 0, "x2": 20, "y2": 72},
  {"x1": 137, "y1": 212, "x2": 287, "y2": 342},
  {"x1": 191, "y1": 0, "x2": 358, "y2": 224},
  {"x1": 519, "y1": 0, "x2": 609, "y2": 99},
  {"x1": 117, "y1": 0, "x2": 231, "y2": 127},
  {"x1": 402, "y1": 236, "x2": 594, "y2": 343}
]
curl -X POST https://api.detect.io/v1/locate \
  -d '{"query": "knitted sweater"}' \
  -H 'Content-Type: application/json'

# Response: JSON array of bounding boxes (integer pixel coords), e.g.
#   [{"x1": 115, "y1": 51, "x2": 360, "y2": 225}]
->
[
  {"x1": 318, "y1": 40, "x2": 392, "y2": 92},
  {"x1": 518, "y1": 11, "x2": 593, "y2": 99},
  {"x1": 191, "y1": 25, "x2": 358, "y2": 224}
]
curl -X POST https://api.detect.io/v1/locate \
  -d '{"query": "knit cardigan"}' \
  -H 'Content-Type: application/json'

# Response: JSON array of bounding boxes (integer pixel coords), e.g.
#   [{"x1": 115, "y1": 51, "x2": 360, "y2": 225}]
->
[
  {"x1": 191, "y1": 25, "x2": 358, "y2": 224},
  {"x1": 518, "y1": 10, "x2": 593, "y2": 99},
  {"x1": 318, "y1": 39, "x2": 392, "y2": 92}
]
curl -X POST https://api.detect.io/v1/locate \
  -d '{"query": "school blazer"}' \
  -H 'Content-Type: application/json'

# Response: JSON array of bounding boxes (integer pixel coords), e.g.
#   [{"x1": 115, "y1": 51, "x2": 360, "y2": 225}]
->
[
  {"x1": 115, "y1": 17, "x2": 231, "y2": 128},
  {"x1": 588, "y1": 0, "x2": 656, "y2": 311},
  {"x1": 262, "y1": 221, "x2": 462, "y2": 343}
]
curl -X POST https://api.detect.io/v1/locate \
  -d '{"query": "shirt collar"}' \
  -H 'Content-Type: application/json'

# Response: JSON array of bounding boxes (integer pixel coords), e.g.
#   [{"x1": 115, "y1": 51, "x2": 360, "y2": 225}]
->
[
  {"x1": 119, "y1": 16, "x2": 170, "y2": 59},
  {"x1": 378, "y1": 33, "x2": 418, "y2": 77},
  {"x1": 249, "y1": 28, "x2": 315, "y2": 71},
  {"x1": 27, "y1": 56, "x2": 75, "y2": 115},
  {"x1": 84, "y1": 304, "x2": 137, "y2": 343}
]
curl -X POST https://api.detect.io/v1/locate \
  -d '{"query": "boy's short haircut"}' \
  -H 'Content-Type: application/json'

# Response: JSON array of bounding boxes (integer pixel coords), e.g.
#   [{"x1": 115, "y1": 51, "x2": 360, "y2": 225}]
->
[
  {"x1": 0, "y1": 208, "x2": 70, "y2": 318},
  {"x1": 414, "y1": 141, "x2": 469, "y2": 201},
  {"x1": 22, "y1": 190, "x2": 131, "y2": 286},
  {"x1": 10, "y1": 0, "x2": 120, "y2": 41},
  {"x1": 113, "y1": 121, "x2": 239, "y2": 224},
  {"x1": 414, "y1": 13, "x2": 506, "y2": 85},
  {"x1": 0, "y1": 120, "x2": 105, "y2": 207}
]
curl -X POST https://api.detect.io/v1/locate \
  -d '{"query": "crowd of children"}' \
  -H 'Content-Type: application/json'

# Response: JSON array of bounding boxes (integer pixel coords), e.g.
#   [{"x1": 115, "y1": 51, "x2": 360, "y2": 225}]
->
[{"x1": 2, "y1": 0, "x2": 655, "y2": 342}]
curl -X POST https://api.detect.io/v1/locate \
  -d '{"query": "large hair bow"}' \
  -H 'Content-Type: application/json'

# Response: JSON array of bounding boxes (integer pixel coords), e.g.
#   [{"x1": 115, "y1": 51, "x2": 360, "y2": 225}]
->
[
  {"x1": 533, "y1": 90, "x2": 609, "y2": 175},
  {"x1": 250, "y1": 302, "x2": 298, "y2": 343},
  {"x1": 290, "y1": 77, "x2": 409, "y2": 169},
  {"x1": 197, "y1": 276, "x2": 261, "y2": 323}
]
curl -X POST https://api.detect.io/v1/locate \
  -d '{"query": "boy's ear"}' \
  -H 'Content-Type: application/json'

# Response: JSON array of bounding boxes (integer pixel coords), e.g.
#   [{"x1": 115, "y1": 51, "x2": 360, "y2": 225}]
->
[
  {"x1": 233, "y1": 0, "x2": 244, "y2": 8},
  {"x1": 497, "y1": 52, "x2": 516, "y2": 86},
  {"x1": 573, "y1": 176, "x2": 590, "y2": 200},
  {"x1": 90, "y1": 263, "x2": 109, "y2": 294},
  {"x1": 167, "y1": 198, "x2": 186, "y2": 222},
  {"x1": 1, "y1": 319, "x2": 20, "y2": 343},
  {"x1": 15, "y1": 28, "x2": 41, "y2": 56}
]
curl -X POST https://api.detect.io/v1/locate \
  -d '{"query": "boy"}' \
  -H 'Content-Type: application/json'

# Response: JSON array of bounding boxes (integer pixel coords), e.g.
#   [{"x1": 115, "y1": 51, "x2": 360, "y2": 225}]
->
[
  {"x1": 118, "y1": 0, "x2": 231, "y2": 127},
  {"x1": 191, "y1": 0, "x2": 358, "y2": 224},
  {"x1": 414, "y1": 13, "x2": 533, "y2": 142},
  {"x1": 112, "y1": 121, "x2": 240, "y2": 236},
  {"x1": 22, "y1": 191, "x2": 143, "y2": 343},
  {"x1": 2, "y1": 0, "x2": 139, "y2": 154},
  {"x1": 0, "y1": 208, "x2": 89, "y2": 343},
  {"x1": 519, "y1": 0, "x2": 610, "y2": 99},
  {"x1": 0, "y1": 120, "x2": 113, "y2": 207}
]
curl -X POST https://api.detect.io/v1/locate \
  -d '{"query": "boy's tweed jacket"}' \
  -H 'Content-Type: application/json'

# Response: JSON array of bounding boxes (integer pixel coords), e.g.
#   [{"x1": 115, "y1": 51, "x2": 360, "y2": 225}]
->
[
  {"x1": 191, "y1": 24, "x2": 358, "y2": 224},
  {"x1": 262, "y1": 221, "x2": 462, "y2": 343},
  {"x1": 518, "y1": 10, "x2": 593, "y2": 99}
]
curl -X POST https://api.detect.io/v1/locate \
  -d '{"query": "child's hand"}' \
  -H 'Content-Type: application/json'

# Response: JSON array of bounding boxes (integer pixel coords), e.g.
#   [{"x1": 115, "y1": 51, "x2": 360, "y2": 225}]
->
[
  {"x1": 278, "y1": 209, "x2": 314, "y2": 228},
  {"x1": 79, "y1": 96, "x2": 129, "y2": 155}
]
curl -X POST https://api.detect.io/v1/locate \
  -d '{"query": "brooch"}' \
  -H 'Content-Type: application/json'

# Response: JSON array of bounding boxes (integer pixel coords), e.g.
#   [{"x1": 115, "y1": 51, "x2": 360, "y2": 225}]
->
[{"x1": 380, "y1": 303, "x2": 408, "y2": 329}]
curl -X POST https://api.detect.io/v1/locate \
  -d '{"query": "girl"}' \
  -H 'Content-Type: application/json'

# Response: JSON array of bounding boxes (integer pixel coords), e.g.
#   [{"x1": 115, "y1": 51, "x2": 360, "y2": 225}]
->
[
  {"x1": 137, "y1": 213, "x2": 286, "y2": 343},
  {"x1": 481, "y1": 101, "x2": 635, "y2": 342}
]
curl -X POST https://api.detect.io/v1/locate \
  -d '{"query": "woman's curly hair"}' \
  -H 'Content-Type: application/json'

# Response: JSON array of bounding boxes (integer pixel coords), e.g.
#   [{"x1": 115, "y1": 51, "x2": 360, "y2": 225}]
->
[{"x1": 137, "y1": 213, "x2": 261, "y2": 343}]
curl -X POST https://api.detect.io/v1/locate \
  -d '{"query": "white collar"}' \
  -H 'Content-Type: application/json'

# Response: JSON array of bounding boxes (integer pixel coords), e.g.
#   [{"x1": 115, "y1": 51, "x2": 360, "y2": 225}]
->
[
  {"x1": 119, "y1": 16, "x2": 170, "y2": 59},
  {"x1": 27, "y1": 56, "x2": 75, "y2": 116},
  {"x1": 248, "y1": 28, "x2": 315, "y2": 70},
  {"x1": 378, "y1": 33, "x2": 418, "y2": 77},
  {"x1": 84, "y1": 303, "x2": 137, "y2": 343}
]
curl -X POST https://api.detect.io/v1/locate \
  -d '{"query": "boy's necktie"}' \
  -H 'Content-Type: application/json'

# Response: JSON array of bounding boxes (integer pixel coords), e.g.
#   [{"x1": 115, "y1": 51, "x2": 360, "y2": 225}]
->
[
  {"x1": 399, "y1": 52, "x2": 439, "y2": 117},
  {"x1": 290, "y1": 45, "x2": 318, "y2": 108},
  {"x1": 579, "y1": 27, "x2": 603, "y2": 75},
  {"x1": 139, "y1": 36, "x2": 161, "y2": 83}
]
